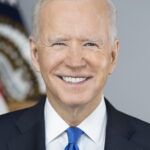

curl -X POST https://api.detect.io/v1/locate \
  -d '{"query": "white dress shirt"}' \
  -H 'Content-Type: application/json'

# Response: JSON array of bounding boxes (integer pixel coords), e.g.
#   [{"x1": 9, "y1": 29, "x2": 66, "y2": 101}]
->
[{"x1": 44, "y1": 96, "x2": 107, "y2": 150}]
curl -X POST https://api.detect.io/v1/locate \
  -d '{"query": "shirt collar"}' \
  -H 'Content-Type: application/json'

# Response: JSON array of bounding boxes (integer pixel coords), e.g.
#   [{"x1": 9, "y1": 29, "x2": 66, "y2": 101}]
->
[
  {"x1": 44, "y1": 96, "x2": 107, "y2": 145},
  {"x1": 78, "y1": 96, "x2": 107, "y2": 144},
  {"x1": 44, "y1": 98, "x2": 69, "y2": 145}
]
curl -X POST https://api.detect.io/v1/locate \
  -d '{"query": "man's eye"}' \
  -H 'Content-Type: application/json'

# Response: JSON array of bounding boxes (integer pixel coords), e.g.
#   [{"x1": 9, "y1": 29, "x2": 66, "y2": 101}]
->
[
  {"x1": 84, "y1": 43, "x2": 97, "y2": 47},
  {"x1": 52, "y1": 42, "x2": 66, "y2": 46}
]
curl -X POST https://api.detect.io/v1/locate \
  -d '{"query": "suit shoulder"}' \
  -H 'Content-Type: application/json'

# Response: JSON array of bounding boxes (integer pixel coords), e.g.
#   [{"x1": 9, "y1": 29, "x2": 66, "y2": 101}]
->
[
  {"x1": 105, "y1": 99, "x2": 150, "y2": 129},
  {"x1": 0, "y1": 96, "x2": 46, "y2": 126},
  {"x1": 119, "y1": 109, "x2": 150, "y2": 130},
  {"x1": 106, "y1": 99, "x2": 150, "y2": 148},
  {"x1": 0, "y1": 107, "x2": 30, "y2": 147},
  {"x1": 114, "y1": 106, "x2": 150, "y2": 149},
  {"x1": 120, "y1": 111, "x2": 150, "y2": 148},
  {"x1": 0, "y1": 107, "x2": 31, "y2": 128},
  {"x1": 0, "y1": 98, "x2": 45, "y2": 149}
]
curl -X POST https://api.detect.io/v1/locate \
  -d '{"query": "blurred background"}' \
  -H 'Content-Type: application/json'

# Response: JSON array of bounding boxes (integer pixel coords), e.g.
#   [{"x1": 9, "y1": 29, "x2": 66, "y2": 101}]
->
[{"x1": 0, "y1": 0, "x2": 150, "y2": 123}]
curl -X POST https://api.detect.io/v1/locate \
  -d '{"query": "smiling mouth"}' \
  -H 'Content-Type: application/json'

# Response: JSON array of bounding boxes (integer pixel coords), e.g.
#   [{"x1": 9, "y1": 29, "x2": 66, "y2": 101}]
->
[{"x1": 58, "y1": 76, "x2": 91, "y2": 84}]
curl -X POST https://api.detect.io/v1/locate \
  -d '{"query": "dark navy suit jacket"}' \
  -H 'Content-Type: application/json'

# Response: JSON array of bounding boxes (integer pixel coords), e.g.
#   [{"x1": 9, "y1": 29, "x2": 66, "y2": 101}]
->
[{"x1": 0, "y1": 96, "x2": 150, "y2": 150}]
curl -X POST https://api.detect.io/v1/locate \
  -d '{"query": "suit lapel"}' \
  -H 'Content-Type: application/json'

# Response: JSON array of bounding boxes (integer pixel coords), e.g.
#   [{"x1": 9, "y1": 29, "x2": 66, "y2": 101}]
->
[
  {"x1": 8, "y1": 96, "x2": 46, "y2": 150},
  {"x1": 105, "y1": 99, "x2": 143, "y2": 150}
]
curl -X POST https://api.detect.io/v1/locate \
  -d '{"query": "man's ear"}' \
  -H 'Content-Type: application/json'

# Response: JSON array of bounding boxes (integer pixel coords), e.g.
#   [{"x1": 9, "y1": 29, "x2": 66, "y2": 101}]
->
[
  {"x1": 29, "y1": 36, "x2": 41, "y2": 72},
  {"x1": 109, "y1": 39, "x2": 119, "y2": 74}
]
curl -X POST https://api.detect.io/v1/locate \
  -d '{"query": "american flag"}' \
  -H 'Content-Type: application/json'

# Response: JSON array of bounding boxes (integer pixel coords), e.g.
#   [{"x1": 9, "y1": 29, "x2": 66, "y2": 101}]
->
[{"x1": 0, "y1": 0, "x2": 44, "y2": 108}]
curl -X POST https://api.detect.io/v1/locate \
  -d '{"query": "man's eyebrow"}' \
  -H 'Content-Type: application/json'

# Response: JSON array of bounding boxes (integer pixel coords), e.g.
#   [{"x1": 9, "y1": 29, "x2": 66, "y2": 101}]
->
[
  {"x1": 80, "y1": 37, "x2": 104, "y2": 44},
  {"x1": 47, "y1": 36, "x2": 104, "y2": 45},
  {"x1": 48, "y1": 36, "x2": 70, "y2": 43}
]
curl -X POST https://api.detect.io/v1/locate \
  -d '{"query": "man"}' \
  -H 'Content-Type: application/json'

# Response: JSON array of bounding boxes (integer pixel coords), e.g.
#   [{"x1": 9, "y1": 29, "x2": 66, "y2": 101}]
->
[{"x1": 0, "y1": 0, "x2": 150, "y2": 149}]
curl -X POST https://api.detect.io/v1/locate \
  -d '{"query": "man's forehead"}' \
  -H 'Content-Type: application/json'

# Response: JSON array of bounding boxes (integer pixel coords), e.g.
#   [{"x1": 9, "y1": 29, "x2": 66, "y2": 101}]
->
[
  {"x1": 39, "y1": 0, "x2": 110, "y2": 36},
  {"x1": 41, "y1": 0, "x2": 106, "y2": 3},
  {"x1": 40, "y1": 0, "x2": 108, "y2": 9},
  {"x1": 40, "y1": 0, "x2": 109, "y2": 19}
]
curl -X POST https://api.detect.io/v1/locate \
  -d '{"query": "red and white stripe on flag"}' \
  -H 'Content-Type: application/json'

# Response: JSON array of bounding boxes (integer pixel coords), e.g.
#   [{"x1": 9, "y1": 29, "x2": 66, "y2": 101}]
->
[{"x1": 0, "y1": 83, "x2": 9, "y2": 115}]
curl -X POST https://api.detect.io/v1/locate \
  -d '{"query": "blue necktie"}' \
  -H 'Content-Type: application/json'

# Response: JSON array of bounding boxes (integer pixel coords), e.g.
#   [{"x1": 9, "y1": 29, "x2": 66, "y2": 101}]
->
[{"x1": 65, "y1": 127, "x2": 84, "y2": 150}]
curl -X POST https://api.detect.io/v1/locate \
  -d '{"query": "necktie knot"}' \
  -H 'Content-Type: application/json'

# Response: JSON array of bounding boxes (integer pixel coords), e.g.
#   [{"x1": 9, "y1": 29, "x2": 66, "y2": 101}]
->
[{"x1": 66, "y1": 127, "x2": 84, "y2": 145}]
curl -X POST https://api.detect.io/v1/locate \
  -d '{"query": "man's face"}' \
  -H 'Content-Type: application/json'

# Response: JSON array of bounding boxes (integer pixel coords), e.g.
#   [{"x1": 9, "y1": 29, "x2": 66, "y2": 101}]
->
[{"x1": 30, "y1": 0, "x2": 119, "y2": 109}]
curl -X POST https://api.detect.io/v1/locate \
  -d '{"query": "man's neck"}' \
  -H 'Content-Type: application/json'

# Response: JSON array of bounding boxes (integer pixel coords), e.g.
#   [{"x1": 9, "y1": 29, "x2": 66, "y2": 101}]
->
[{"x1": 47, "y1": 94, "x2": 102, "y2": 126}]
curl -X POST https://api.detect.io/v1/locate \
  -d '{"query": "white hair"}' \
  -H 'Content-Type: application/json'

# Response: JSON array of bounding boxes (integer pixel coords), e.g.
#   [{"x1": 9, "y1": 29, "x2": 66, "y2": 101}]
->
[
  {"x1": 32, "y1": 0, "x2": 117, "y2": 43},
  {"x1": 106, "y1": 0, "x2": 118, "y2": 42}
]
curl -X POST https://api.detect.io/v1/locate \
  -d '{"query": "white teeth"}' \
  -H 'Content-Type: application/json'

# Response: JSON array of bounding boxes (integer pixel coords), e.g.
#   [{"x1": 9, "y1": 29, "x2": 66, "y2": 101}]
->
[{"x1": 62, "y1": 77, "x2": 87, "y2": 83}]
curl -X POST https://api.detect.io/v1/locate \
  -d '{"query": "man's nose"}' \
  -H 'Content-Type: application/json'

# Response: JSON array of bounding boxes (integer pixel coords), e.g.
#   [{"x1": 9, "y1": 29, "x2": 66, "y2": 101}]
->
[{"x1": 64, "y1": 46, "x2": 86, "y2": 68}]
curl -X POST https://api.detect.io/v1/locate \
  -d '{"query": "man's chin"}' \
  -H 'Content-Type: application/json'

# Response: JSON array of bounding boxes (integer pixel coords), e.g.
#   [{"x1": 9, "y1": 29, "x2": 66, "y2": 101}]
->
[{"x1": 60, "y1": 96, "x2": 91, "y2": 108}]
